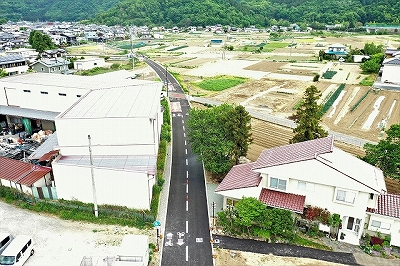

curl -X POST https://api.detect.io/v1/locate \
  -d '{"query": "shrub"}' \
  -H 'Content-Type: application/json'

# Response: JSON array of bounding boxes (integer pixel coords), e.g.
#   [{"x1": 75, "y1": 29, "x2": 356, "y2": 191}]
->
[
  {"x1": 371, "y1": 236, "x2": 384, "y2": 246},
  {"x1": 313, "y1": 74, "x2": 320, "y2": 82},
  {"x1": 372, "y1": 244, "x2": 383, "y2": 251}
]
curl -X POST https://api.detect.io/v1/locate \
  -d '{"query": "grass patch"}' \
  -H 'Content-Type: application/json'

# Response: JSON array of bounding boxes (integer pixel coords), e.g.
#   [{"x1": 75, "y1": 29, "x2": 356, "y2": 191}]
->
[
  {"x1": 350, "y1": 89, "x2": 371, "y2": 112},
  {"x1": 293, "y1": 99, "x2": 304, "y2": 110},
  {"x1": 322, "y1": 70, "x2": 337, "y2": 79},
  {"x1": 167, "y1": 45, "x2": 188, "y2": 51},
  {"x1": 322, "y1": 83, "x2": 345, "y2": 114},
  {"x1": 196, "y1": 75, "x2": 247, "y2": 91},
  {"x1": 359, "y1": 75, "x2": 375, "y2": 86},
  {"x1": 293, "y1": 234, "x2": 333, "y2": 251}
]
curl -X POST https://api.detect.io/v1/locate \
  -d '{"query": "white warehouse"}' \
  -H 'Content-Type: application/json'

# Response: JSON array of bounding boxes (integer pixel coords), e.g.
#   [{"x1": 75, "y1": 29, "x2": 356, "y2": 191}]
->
[{"x1": 52, "y1": 82, "x2": 163, "y2": 210}]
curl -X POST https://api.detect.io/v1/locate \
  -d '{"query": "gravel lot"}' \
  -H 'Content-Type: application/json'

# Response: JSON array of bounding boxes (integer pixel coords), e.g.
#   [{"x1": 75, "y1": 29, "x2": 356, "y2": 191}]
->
[{"x1": 0, "y1": 201, "x2": 154, "y2": 266}]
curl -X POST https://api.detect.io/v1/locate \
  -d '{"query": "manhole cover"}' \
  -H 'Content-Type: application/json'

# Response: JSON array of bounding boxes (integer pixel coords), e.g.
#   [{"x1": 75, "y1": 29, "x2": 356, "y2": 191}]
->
[{"x1": 196, "y1": 238, "x2": 203, "y2": 242}]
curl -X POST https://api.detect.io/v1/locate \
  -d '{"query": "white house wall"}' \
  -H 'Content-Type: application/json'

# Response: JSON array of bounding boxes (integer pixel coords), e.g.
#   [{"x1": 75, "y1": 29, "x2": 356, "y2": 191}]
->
[
  {"x1": 52, "y1": 163, "x2": 153, "y2": 209},
  {"x1": 217, "y1": 186, "x2": 262, "y2": 209},
  {"x1": 0, "y1": 81, "x2": 88, "y2": 112},
  {"x1": 55, "y1": 117, "x2": 159, "y2": 155},
  {"x1": 256, "y1": 159, "x2": 377, "y2": 194},
  {"x1": 382, "y1": 65, "x2": 400, "y2": 83}
]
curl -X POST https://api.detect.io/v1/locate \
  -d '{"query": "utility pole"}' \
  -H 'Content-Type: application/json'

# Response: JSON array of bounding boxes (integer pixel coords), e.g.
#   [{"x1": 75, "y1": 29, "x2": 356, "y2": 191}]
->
[
  {"x1": 130, "y1": 26, "x2": 134, "y2": 71},
  {"x1": 88, "y1": 135, "x2": 98, "y2": 217},
  {"x1": 165, "y1": 65, "x2": 168, "y2": 98}
]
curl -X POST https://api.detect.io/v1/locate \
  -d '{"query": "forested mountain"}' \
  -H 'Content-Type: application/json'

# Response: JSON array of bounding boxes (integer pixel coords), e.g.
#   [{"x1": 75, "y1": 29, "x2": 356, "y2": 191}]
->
[
  {"x1": 93, "y1": 0, "x2": 400, "y2": 28},
  {"x1": 1, "y1": 0, "x2": 399, "y2": 28},
  {"x1": 0, "y1": 0, "x2": 124, "y2": 22}
]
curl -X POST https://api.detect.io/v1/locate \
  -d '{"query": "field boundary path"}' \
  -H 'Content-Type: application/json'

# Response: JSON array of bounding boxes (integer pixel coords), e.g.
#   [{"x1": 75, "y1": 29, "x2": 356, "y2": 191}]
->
[{"x1": 191, "y1": 96, "x2": 377, "y2": 147}]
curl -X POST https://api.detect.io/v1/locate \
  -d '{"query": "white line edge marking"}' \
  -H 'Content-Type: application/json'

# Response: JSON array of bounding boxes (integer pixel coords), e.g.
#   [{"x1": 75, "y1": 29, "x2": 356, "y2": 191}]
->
[
  {"x1": 186, "y1": 246, "x2": 188, "y2": 261},
  {"x1": 186, "y1": 221, "x2": 188, "y2": 233},
  {"x1": 184, "y1": 140, "x2": 187, "y2": 146},
  {"x1": 184, "y1": 133, "x2": 186, "y2": 137},
  {"x1": 183, "y1": 126, "x2": 185, "y2": 131}
]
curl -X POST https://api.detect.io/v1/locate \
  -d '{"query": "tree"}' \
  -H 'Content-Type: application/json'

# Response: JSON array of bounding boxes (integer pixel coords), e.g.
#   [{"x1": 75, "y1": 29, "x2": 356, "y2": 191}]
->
[
  {"x1": 234, "y1": 197, "x2": 266, "y2": 234},
  {"x1": 360, "y1": 53, "x2": 384, "y2": 74},
  {"x1": 187, "y1": 103, "x2": 252, "y2": 180},
  {"x1": 362, "y1": 124, "x2": 400, "y2": 180},
  {"x1": 28, "y1": 30, "x2": 55, "y2": 53},
  {"x1": 0, "y1": 69, "x2": 7, "y2": 78},
  {"x1": 222, "y1": 105, "x2": 253, "y2": 164},
  {"x1": 363, "y1": 42, "x2": 384, "y2": 56},
  {"x1": 290, "y1": 85, "x2": 327, "y2": 143}
]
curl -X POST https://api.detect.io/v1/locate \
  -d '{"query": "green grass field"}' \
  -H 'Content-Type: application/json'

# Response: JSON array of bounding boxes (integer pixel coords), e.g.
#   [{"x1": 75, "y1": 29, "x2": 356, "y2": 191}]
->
[{"x1": 196, "y1": 75, "x2": 247, "y2": 91}]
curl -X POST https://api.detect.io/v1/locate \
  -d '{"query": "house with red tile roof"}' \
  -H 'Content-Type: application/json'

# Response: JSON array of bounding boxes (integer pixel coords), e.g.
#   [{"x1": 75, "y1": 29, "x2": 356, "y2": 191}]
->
[
  {"x1": 215, "y1": 136, "x2": 400, "y2": 246},
  {"x1": 0, "y1": 157, "x2": 52, "y2": 196}
]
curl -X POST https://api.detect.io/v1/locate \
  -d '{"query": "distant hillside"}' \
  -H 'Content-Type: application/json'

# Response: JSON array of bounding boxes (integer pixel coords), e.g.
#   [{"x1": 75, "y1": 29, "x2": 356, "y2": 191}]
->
[
  {"x1": 0, "y1": 0, "x2": 124, "y2": 22},
  {"x1": 1, "y1": 0, "x2": 399, "y2": 28},
  {"x1": 93, "y1": 0, "x2": 400, "y2": 28}
]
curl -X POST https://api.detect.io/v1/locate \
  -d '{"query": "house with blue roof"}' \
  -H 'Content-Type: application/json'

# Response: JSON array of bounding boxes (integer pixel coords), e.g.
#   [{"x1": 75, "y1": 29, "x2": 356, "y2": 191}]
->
[{"x1": 325, "y1": 43, "x2": 348, "y2": 59}]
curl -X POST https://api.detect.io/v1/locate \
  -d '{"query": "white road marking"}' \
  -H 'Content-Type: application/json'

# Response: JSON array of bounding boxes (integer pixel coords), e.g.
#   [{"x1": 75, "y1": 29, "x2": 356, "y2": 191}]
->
[
  {"x1": 186, "y1": 171, "x2": 188, "y2": 179},
  {"x1": 186, "y1": 246, "x2": 188, "y2": 261},
  {"x1": 184, "y1": 133, "x2": 186, "y2": 137},
  {"x1": 186, "y1": 200, "x2": 188, "y2": 211},
  {"x1": 182, "y1": 120, "x2": 185, "y2": 124},
  {"x1": 183, "y1": 125, "x2": 185, "y2": 131},
  {"x1": 186, "y1": 221, "x2": 188, "y2": 233},
  {"x1": 186, "y1": 159, "x2": 188, "y2": 165},
  {"x1": 184, "y1": 140, "x2": 187, "y2": 146},
  {"x1": 186, "y1": 180, "x2": 188, "y2": 193},
  {"x1": 185, "y1": 149, "x2": 187, "y2": 154}
]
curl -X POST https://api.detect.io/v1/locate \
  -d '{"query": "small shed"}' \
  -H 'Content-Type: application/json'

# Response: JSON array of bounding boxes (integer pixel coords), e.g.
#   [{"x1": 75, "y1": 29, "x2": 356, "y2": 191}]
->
[{"x1": 74, "y1": 57, "x2": 106, "y2": 70}]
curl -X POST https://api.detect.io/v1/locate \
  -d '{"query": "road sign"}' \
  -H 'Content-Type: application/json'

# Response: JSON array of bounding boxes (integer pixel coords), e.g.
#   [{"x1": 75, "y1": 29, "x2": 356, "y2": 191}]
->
[{"x1": 153, "y1": 220, "x2": 161, "y2": 227}]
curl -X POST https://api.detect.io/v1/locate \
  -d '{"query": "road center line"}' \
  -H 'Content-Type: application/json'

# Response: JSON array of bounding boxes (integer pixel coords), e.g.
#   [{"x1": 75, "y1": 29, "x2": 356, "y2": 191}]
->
[
  {"x1": 186, "y1": 171, "x2": 188, "y2": 179},
  {"x1": 185, "y1": 149, "x2": 187, "y2": 154},
  {"x1": 186, "y1": 195, "x2": 188, "y2": 211},
  {"x1": 186, "y1": 159, "x2": 188, "y2": 165},
  {"x1": 184, "y1": 132, "x2": 186, "y2": 138},
  {"x1": 186, "y1": 246, "x2": 188, "y2": 261},
  {"x1": 183, "y1": 125, "x2": 185, "y2": 131},
  {"x1": 184, "y1": 140, "x2": 187, "y2": 146},
  {"x1": 186, "y1": 220, "x2": 188, "y2": 233},
  {"x1": 186, "y1": 180, "x2": 188, "y2": 193}
]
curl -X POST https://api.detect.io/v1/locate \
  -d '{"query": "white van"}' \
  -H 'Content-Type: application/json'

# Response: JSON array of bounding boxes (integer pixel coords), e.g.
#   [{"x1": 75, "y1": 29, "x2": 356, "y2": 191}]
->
[
  {"x1": 0, "y1": 234, "x2": 14, "y2": 255},
  {"x1": 0, "y1": 235, "x2": 34, "y2": 266}
]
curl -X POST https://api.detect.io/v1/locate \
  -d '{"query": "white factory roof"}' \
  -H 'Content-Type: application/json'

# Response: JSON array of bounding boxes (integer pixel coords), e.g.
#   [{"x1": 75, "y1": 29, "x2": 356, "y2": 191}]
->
[
  {"x1": 57, "y1": 82, "x2": 162, "y2": 119},
  {"x1": 0, "y1": 70, "x2": 152, "y2": 90}
]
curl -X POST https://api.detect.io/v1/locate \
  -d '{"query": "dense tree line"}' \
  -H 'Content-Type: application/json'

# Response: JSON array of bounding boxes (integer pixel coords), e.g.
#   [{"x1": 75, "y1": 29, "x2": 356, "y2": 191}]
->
[
  {"x1": 0, "y1": 0, "x2": 124, "y2": 22},
  {"x1": 0, "y1": 0, "x2": 399, "y2": 27},
  {"x1": 93, "y1": 0, "x2": 400, "y2": 28}
]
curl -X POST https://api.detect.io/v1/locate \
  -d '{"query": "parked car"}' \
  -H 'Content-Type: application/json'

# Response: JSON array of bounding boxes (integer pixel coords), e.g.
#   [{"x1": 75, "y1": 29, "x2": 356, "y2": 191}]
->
[
  {"x1": 0, "y1": 235, "x2": 34, "y2": 266},
  {"x1": 0, "y1": 234, "x2": 14, "y2": 255}
]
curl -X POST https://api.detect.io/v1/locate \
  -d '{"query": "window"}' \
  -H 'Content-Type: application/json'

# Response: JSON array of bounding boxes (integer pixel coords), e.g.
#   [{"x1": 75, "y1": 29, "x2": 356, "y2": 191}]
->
[
  {"x1": 23, "y1": 90, "x2": 31, "y2": 93},
  {"x1": 270, "y1": 177, "x2": 286, "y2": 191},
  {"x1": 59, "y1": 93, "x2": 66, "y2": 96},
  {"x1": 41, "y1": 91, "x2": 48, "y2": 94},
  {"x1": 371, "y1": 220, "x2": 391, "y2": 230},
  {"x1": 76, "y1": 95, "x2": 81, "y2": 98},
  {"x1": 0, "y1": 236, "x2": 10, "y2": 247},
  {"x1": 335, "y1": 189, "x2": 356, "y2": 204},
  {"x1": 370, "y1": 193, "x2": 374, "y2": 200},
  {"x1": 94, "y1": 62, "x2": 97, "y2": 66},
  {"x1": 226, "y1": 198, "x2": 238, "y2": 207},
  {"x1": 297, "y1": 181, "x2": 314, "y2": 191},
  {"x1": 41, "y1": 67, "x2": 44, "y2": 71}
]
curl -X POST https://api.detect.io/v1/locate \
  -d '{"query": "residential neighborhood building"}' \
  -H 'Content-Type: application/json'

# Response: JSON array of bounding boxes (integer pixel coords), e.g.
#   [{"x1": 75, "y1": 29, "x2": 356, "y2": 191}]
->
[
  {"x1": 0, "y1": 54, "x2": 28, "y2": 75},
  {"x1": 73, "y1": 57, "x2": 106, "y2": 70},
  {"x1": 5, "y1": 48, "x2": 38, "y2": 61},
  {"x1": 325, "y1": 43, "x2": 348, "y2": 58},
  {"x1": 30, "y1": 58, "x2": 69, "y2": 74},
  {"x1": 381, "y1": 56, "x2": 400, "y2": 84},
  {"x1": 215, "y1": 137, "x2": 400, "y2": 246}
]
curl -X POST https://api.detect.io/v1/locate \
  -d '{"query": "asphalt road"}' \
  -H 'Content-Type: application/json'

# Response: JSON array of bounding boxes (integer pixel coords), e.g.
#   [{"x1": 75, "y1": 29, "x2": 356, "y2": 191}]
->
[{"x1": 145, "y1": 58, "x2": 213, "y2": 266}]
